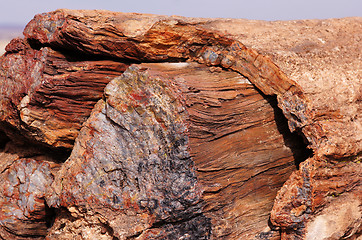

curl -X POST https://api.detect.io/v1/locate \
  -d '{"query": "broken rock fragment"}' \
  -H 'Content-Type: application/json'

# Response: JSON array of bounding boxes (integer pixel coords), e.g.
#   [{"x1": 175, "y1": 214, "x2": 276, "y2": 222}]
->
[
  {"x1": 0, "y1": 38, "x2": 129, "y2": 149},
  {"x1": 0, "y1": 144, "x2": 61, "y2": 239}
]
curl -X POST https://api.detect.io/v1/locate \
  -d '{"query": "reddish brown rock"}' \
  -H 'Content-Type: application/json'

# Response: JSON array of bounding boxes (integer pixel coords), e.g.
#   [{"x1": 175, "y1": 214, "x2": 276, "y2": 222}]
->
[
  {"x1": 203, "y1": 17, "x2": 362, "y2": 159},
  {"x1": 23, "y1": 9, "x2": 361, "y2": 159},
  {"x1": 22, "y1": 11, "x2": 361, "y2": 238},
  {"x1": 202, "y1": 17, "x2": 362, "y2": 239},
  {"x1": 304, "y1": 188, "x2": 361, "y2": 240},
  {"x1": 0, "y1": 143, "x2": 62, "y2": 239},
  {"x1": 270, "y1": 156, "x2": 361, "y2": 239},
  {"x1": 46, "y1": 65, "x2": 209, "y2": 239},
  {"x1": 0, "y1": 37, "x2": 128, "y2": 149},
  {"x1": 44, "y1": 62, "x2": 310, "y2": 239},
  {"x1": 0, "y1": 9, "x2": 360, "y2": 240}
]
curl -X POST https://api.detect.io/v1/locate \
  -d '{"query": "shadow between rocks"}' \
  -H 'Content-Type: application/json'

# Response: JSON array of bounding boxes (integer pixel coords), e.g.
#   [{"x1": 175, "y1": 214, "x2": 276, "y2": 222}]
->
[{"x1": 266, "y1": 95, "x2": 313, "y2": 169}]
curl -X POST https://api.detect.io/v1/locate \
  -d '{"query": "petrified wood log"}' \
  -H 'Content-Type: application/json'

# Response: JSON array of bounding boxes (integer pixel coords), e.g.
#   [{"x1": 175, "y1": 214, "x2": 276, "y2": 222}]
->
[
  {"x1": 0, "y1": 9, "x2": 360, "y2": 240},
  {"x1": 0, "y1": 37, "x2": 128, "y2": 149},
  {"x1": 23, "y1": 10, "x2": 361, "y2": 158},
  {"x1": 45, "y1": 62, "x2": 309, "y2": 239}
]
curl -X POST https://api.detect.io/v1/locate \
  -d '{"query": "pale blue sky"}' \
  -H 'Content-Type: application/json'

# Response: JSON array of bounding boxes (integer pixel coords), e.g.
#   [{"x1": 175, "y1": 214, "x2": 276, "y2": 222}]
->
[{"x1": 0, "y1": 0, "x2": 361, "y2": 27}]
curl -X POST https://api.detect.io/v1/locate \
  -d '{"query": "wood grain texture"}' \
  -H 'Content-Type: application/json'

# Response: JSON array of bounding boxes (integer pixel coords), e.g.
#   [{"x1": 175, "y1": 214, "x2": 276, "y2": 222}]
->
[
  {"x1": 44, "y1": 62, "x2": 309, "y2": 239},
  {"x1": 0, "y1": 38, "x2": 129, "y2": 148},
  {"x1": 0, "y1": 10, "x2": 360, "y2": 239},
  {"x1": 22, "y1": 9, "x2": 360, "y2": 159},
  {"x1": 143, "y1": 63, "x2": 308, "y2": 239}
]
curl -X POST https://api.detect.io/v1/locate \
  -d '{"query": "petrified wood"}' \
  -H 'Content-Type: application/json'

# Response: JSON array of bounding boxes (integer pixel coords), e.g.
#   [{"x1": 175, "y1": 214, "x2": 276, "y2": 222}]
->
[
  {"x1": 0, "y1": 37, "x2": 128, "y2": 149},
  {"x1": 45, "y1": 62, "x2": 309, "y2": 239},
  {"x1": 0, "y1": 143, "x2": 65, "y2": 239},
  {"x1": 23, "y1": 10, "x2": 361, "y2": 158},
  {"x1": 0, "y1": 9, "x2": 360, "y2": 240}
]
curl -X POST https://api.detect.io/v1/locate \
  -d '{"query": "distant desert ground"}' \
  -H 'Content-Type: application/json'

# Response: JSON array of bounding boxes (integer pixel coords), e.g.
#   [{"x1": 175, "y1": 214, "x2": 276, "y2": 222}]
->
[{"x1": 0, "y1": 26, "x2": 23, "y2": 55}]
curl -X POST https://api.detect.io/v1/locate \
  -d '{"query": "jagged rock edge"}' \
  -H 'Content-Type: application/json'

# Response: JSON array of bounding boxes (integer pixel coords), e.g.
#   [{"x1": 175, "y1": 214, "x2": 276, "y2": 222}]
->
[
  {"x1": 20, "y1": 9, "x2": 361, "y2": 238},
  {"x1": 23, "y1": 10, "x2": 317, "y2": 237},
  {"x1": 23, "y1": 9, "x2": 318, "y2": 156}
]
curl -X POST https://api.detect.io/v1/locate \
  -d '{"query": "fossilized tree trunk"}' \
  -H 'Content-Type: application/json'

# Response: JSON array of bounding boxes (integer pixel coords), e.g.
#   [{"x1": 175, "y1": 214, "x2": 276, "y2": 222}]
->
[
  {"x1": 0, "y1": 9, "x2": 360, "y2": 240},
  {"x1": 0, "y1": 38, "x2": 129, "y2": 149},
  {"x1": 44, "y1": 62, "x2": 310, "y2": 239}
]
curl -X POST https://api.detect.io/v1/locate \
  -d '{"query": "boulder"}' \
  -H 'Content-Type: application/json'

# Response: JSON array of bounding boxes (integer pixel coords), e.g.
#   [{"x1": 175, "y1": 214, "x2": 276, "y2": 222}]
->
[
  {"x1": 0, "y1": 37, "x2": 129, "y2": 149},
  {"x1": 0, "y1": 9, "x2": 360, "y2": 239},
  {"x1": 46, "y1": 62, "x2": 309, "y2": 239},
  {"x1": 0, "y1": 143, "x2": 63, "y2": 239}
]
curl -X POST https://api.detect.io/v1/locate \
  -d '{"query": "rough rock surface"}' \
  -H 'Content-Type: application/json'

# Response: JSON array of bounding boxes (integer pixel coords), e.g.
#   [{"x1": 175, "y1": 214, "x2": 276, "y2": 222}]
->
[
  {"x1": 0, "y1": 9, "x2": 360, "y2": 240},
  {"x1": 203, "y1": 17, "x2": 362, "y2": 158},
  {"x1": 44, "y1": 62, "x2": 308, "y2": 239},
  {"x1": 46, "y1": 66, "x2": 208, "y2": 239},
  {"x1": 0, "y1": 143, "x2": 64, "y2": 239},
  {"x1": 203, "y1": 17, "x2": 362, "y2": 239},
  {"x1": 22, "y1": 10, "x2": 361, "y2": 158},
  {"x1": 0, "y1": 37, "x2": 128, "y2": 149}
]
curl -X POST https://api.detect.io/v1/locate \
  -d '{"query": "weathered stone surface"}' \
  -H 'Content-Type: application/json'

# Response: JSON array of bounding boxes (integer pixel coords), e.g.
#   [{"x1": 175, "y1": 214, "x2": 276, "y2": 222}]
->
[
  {"x1": 45, "y1": 62, "x2": 309, "y2": 239},
  {"x1": 304, "y1": 189, "x2": 361, "y2": 240},
  {"x1": 23, "y1": 10, "x2": 361, "y2": 158},
  {"x1": 0, "y1": 9, "x2": 360, "y2": 240},
  {"x1": 21, "y1": 11, "x2": 361, "y2": 238},
  {"x1": 22, "y1": 9, "x2": 306, "y2": 129},
  {"x1": 144, "y1": 63, "x2": 309, "y2": 239},
  {"x1": 46, "y1": 65, "x2": 210, "y2": 239},
  {"x1": 202, "y1": 17, "x2": 362, "y2": 159},
  {"x1": 0, "y1": 143, "x2": 62, "y2": 239},
  {"x1": 0, "y1": 37, "x2": 128, "y2": 148},
  {"x1": 202, "y1": 17, "x2": 362, "y2": 239},
  {"x1": 270, "y1": 156, "x2": 362, "y2": 239}
]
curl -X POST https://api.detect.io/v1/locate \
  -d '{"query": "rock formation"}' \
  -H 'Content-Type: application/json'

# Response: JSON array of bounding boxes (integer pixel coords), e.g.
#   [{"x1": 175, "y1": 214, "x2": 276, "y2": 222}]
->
[
  {"x1": 0, "y1": 37, "x2": 128, "y2": 149},
  {"x1": 0, "y1": 9, "x2": 360, "y2": 239},
  {"x1": 0, "y1": 143, "x2": 63, "y2": 239}
]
